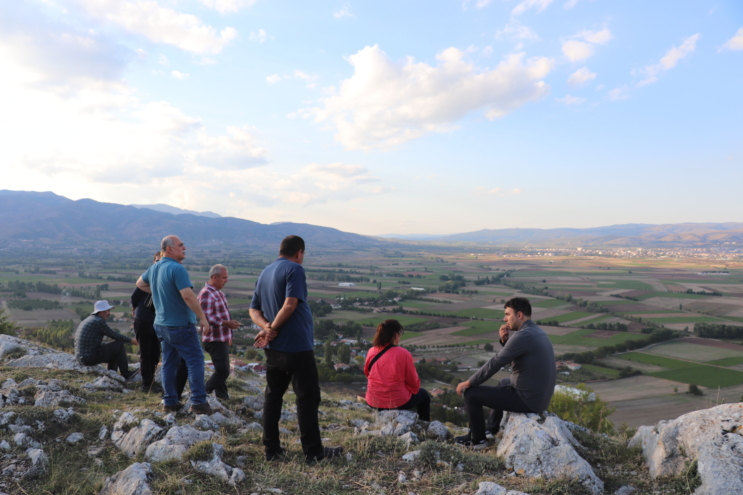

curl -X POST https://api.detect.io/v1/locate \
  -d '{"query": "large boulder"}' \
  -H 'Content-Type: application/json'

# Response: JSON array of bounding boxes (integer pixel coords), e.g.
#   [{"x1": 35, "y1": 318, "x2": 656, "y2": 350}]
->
[
  {"x1": 145, "y1": 425, "x2": 216, "y2": 463},
  {"x1": 629, "y1": 403, "x2": 743, "y2": 495},
  {"x1": 99, "y1": 462, "x2": 153, "y2": 495},
  {"x1": 113, "y1": 419, "x2": 164, "y2": 458},
  {"x1": 496, "y1": 412, "x2": 604, "y2": 495}
]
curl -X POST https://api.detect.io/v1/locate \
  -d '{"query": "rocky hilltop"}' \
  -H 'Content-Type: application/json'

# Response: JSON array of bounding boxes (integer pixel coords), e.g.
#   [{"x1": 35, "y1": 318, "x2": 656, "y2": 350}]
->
[{"x1": 0, "y1": 333, "x2": 741, "y2": 495}]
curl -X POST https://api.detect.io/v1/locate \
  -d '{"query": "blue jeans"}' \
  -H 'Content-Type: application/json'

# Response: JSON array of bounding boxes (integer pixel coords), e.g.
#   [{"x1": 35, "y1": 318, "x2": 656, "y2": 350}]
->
[{"x1": 154, "y1": 324, "x2": 207, "y2": 406}]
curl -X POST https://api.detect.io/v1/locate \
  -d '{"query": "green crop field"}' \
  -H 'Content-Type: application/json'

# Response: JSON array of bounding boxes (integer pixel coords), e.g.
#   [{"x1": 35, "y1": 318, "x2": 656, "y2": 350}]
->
[
  {"x1": 643, "y1": 316, "x2": 727, "y2": 324},
  {"x1": 399, "y1": 300, "x2": 438, "y2": 309},
  {"x1": 512, "y1": 270, "x2": 574, "y2": 278},
  {"x1": 634, "y1": 292, "x2": 708, "y2": 301},
  {"x1": 460, "y1": 320, "x2": 500, "y2": 332},
  {"x1": 580, "y1": 364, "x2": 621, "y2": 377},
  {"x1": 546, "y1": 311, "x2": 595, "y2": 324},
  {"x1": 451, "y1": 326, "x2": 496, "y2": 337},
  {"x1": 619, "y1": 352, "x2": 691, "y2": 370},
  {"x1": 532, "y1": 299, "x2": 567, "y2": 309},
  {"x1": 706, "y1": 357, "x2": 743, "y2": 367},
  {"x1": 576, "y1": 316, "x2": 615, "y2": 327},
  {"x1": 597, "y1": 280, "x2": 654, "y2": 290},
  {"x1": 651, "y1": 367, "x2": 743, "y2": 388},
  {"x1": 356, "y1": 315, "x2": 429, "y2": 327},
  {"x1": 400, "y1": 331, "x2": 424, "y2": 341},
  {"x1": 549, "y1": 330, "x2": 650, "y2": 347},
  {"x1": 439, "y1": 308, "x2": 503, "y2": 319}
]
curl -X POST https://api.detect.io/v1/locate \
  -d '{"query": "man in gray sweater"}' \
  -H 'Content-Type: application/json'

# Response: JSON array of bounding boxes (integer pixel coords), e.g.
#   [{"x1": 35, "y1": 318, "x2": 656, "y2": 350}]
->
[{"x1": 455, "y1": 297, "x2": 556, "y2": 446}]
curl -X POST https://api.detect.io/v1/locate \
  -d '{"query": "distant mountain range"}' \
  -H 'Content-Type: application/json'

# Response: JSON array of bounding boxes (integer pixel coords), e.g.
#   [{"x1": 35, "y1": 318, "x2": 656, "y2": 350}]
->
[
  {"x1": 130, "y1": 204, "x2": 221, "y2": 218},
  {"x1": 2, "y1": 190, "x2": 740, "y2": 250},
  {"x1": 0, "y1": 190, "x2": 382, "y2": 251},
  {"x1": 379, "y1": 223, "x2": 743, "y2": 247}
]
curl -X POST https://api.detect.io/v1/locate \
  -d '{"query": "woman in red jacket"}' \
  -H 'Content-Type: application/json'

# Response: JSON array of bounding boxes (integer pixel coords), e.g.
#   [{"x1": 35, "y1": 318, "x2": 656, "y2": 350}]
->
[{"x1": 364, "y1": 319, "x2": 430, "y2": 421}]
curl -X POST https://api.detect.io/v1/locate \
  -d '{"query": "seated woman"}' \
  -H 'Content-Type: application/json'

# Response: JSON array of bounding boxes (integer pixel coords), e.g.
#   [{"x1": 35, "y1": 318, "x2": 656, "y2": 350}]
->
[{"x1": 364, "y1": 319, "x2": 430, "y2": 421}]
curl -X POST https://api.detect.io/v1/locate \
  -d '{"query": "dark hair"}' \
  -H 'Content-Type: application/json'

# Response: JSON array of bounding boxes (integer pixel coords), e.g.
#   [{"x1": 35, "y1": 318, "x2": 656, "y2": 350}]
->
[
  {"x1": 279, "y1": 235, "x2": 305, "y2": 257},
  {"x1": 153, "y1": 252, "x2": 161, "y2": 262},
  {"x1": 373, "y1": 319, "x2": 403, "y2": 347},
  {"x1": 504, "y1": 297, "x2": 532, "y2": 317}
]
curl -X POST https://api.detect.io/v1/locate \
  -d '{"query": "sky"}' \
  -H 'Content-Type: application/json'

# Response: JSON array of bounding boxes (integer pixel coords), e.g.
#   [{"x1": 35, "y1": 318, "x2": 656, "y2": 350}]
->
[{"x1": 1, "y1": 0, "x2": 742, "y2": 236}]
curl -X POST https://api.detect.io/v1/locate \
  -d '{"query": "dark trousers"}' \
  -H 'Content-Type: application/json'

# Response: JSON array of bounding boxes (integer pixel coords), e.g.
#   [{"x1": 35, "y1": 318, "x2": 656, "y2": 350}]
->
[
  {"x1": 376, "y1": 388, "x2": 431, "y2": 421},
  {"x1": 463, "y1": 379, "x2": 532, "y2": 442},
  {"x1": 175, "y1": 358, "x2": 188, "y2": 400},
  {"x1": 263, "y1": 349, "x2": 322, "y2": 459},
  {"x1": 204, "y1": 341, "x2": 231, "y2": 399},
  {"x1": 133, "y1": 319, "x2": 160, "y2": 387},
  {"x1": 82, "y1": 341, "x2": 129, "y2": 376}
]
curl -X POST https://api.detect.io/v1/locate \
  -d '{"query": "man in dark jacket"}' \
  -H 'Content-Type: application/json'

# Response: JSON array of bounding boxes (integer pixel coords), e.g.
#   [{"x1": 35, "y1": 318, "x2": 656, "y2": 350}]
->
[
  {"x1": 75, "y1": 300, "x2": 139, "y2": 379},
  {"x1": 455, "y1": 297, "x2": 556, "y2": 447}
]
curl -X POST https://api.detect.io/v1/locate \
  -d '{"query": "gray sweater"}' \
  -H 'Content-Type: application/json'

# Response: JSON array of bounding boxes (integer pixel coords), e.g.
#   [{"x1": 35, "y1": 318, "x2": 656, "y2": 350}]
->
[{"x1": 468, "y1": 319, "x2": 556, "y2": 412}]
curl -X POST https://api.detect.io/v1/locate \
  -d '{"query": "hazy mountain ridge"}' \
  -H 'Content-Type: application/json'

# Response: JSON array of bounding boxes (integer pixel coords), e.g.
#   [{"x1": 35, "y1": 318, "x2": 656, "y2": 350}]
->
[
  {"x1": 130, "y1": 203, "x2": 222, "y2": 218},
  {"x1": 0, "y1": 190, "x2": 382, "y2": 251}
]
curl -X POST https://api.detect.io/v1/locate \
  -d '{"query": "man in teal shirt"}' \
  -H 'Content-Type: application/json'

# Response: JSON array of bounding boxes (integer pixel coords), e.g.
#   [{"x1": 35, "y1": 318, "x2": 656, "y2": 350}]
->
[{"x1": 137, "y1": 235, "x2": 213, "y2": 415}]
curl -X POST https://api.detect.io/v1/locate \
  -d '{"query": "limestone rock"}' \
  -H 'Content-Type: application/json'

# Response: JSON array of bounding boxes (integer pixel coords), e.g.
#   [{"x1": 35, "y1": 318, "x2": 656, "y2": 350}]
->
[
  {"x1": 85, "y1": 376, "x2": 124, "y2": 392},
  {"x1": 243, "y1": 395, "x2": 264, "y2": 410},
  {"x1": 475, "y1": 482, "x2": 507, "y2": 495},
  {"x1": 25, "y1": 448, "x2": 49, "y2": 478},
  {"x1": 145, "y1": 424, "x2": 216, "y2": 463},
  {"x1": 400, "y1": 431, "x2": 419, "y2": 446},
  {"x1": 53, "y1": 408, "x2": 75, "y2": 422},
  {"x1": 426, "y1": 421, "x2": 451, "y2": 441},
  {"x1": 496, "y1": 412, "x2": 603, "y2": 495},
  {"x1": 402, "y1": 450, "x2": 421, "y2": 462},
  {"x1": 0, "y1": 440, "x2": 10, "y2": 451},
  {"x1": 0, "y1": 339, "x2": 25, "y2": 360},
  {"x1": 34, "y1": 389, "x2": 85, "y2": 408},
  {"x1": 0, "y1": 411, "x2": 17, "y2": 427},
  {"x1": 193, "y1": 414, "x2": 220, "y2": 431},
  {"x1": 66, "y1": 432, "x2": 84, "y2": 444},
  {"x1": 628, "y1": 403, "x2": 743, "y2": 495},
  {"x1": 114, "y1": 419, "x2": 163, "y2": 457},
  {"x1": 99, "y1": 462, "x2": 153, "y2": 495},
  {"x1": 99, "y1": 426, "x2": 109, "y2": 440},
  {"x1": 190, "y1": 443, "x2": 244, "y2": 486}
]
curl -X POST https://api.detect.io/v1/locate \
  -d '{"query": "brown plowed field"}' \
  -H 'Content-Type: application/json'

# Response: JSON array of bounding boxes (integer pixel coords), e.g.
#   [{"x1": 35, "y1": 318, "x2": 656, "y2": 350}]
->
[
  {"x1": 585, "y1": 330, "x2": 620, "y2": 339},
  {"x1": 678, "y1": 337, "x2": 743, "y2": 352}
]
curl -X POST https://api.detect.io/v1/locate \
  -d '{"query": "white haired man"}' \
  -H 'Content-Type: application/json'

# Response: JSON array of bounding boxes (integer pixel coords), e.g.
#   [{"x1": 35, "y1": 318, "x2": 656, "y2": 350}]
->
[{"x1": 198, "y1": 264, "x2": 241, "y2": 400}]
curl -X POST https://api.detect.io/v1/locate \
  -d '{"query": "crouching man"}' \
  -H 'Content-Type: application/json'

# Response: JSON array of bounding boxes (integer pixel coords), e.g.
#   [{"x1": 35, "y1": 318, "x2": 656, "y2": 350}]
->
[
  {"x1": 455, "y1": 297, "x2": 556, "y2": 446},
  {"x1": 75, "y1": 300, "x2": 139, "y2": 380}
]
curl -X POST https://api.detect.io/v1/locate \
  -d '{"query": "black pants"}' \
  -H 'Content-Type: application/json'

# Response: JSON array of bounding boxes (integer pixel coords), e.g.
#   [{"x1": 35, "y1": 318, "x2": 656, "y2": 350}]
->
[
  {"x1": 263, "y1": 349, "x2": 322, "y2": 459},
  {"x1": 82, "y1": 341, "x2": 129, "y2": 376},
  {"x1": 204, "y1": 341, "x2": 231, "y2": 399},
  {"x1": 376, "y1": 388, "x2": 431, "y2": 421},
  {"x1": 175, "y1": 358, "x2": 189, "y2": 400},
  {"x1": 463, "y1": 378, "x2": 532, "y2": 442},
  {"x1": 133, "y1": 319, "x2": 160, "y2": 387}
]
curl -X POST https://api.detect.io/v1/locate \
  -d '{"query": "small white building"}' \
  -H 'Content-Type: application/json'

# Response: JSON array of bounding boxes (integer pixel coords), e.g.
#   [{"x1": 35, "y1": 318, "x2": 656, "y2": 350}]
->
[{"x1": 339, "y1": 282, "x2": 355, "y2": 287}]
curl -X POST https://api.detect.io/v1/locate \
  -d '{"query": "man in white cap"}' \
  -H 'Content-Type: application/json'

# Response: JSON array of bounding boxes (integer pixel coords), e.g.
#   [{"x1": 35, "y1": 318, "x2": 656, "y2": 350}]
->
[{"x1": 74, "y1": 300, "x2": 139, "y2": 379}]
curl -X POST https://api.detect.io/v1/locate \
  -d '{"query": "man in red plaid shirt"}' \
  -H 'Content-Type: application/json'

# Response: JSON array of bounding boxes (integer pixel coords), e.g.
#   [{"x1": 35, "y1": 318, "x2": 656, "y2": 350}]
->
[{"x1": 198, "y1": 264, "x2": 241, "y2": 400}]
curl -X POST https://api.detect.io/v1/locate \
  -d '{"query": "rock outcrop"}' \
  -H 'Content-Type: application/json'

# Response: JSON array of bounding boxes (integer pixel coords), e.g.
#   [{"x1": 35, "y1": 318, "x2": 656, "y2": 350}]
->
[
  {"x1": 629, "y1": 403, "x2": 743, "y2": 495},
  {"x1": 99, "y1": 462, "x2": 154, "y2": 495},
  {"x1": 496, "y1": 412, "x2": 604, "y2": 495},
  {"x1": 145, "y1": 425, "x2": 217, "y2": 463}
]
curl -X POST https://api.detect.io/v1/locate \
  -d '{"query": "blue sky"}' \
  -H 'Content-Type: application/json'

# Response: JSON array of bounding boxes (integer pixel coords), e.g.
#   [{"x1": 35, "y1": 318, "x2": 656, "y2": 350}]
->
[{"x1": 2, "y1": 0, "x2": 741, "y2": 235}]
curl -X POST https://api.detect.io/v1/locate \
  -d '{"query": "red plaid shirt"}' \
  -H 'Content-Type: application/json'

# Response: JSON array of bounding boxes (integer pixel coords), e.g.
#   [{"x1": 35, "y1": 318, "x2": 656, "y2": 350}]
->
[{"x1": 198, "y1": 283, "x2": 232, "y2": 342}]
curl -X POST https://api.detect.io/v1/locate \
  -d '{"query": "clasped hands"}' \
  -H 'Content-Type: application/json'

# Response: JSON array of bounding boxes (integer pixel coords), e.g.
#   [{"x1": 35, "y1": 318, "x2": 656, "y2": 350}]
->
[{"x1": 253, "y1": 322, "x2": 278, "y2": 348}]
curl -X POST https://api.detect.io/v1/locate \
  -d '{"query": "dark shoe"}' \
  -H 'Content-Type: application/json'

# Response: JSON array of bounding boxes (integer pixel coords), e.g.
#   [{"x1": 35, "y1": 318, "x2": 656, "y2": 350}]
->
[
  {"x1": 163, "y1": 402, "x2": 184, "y2": 413},
  {"x1": 216, "y1": 393, "x2": 230, "y2": 400},
  {"x1": 141, "y1": 382, "x2": 164, "y2": 394},
  {"x1": 454, "y1": 433, "x2": 487, "y2": 448},
  {"x1": 190, "y1": 402, "x2": 214, "y2": 415},
  {"x1": 306, "y1": 446, "x2": 343, "y2": 464},
  {"x1": 265, "y1": 447, "x2": 286, "y2": 462},
  {"x1": 124, "y1": 368, "x2": 141, "y2": 382}
]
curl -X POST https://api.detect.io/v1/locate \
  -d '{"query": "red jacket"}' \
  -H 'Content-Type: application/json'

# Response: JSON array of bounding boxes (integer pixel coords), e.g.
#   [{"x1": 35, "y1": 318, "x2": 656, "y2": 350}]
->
[{"x1": 364, "y1": 345, "x2": 420, "y2": 409}]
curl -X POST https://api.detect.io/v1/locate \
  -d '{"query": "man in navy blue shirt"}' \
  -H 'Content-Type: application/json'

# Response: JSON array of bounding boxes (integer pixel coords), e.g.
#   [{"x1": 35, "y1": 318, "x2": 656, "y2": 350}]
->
[{"x1": 250, "y1": 235, "x2": 342, "y2": 464}]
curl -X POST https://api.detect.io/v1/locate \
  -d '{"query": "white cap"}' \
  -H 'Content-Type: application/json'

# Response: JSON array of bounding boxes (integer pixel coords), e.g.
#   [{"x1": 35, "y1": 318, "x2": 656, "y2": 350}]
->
[{"x1": 92, "y1": 300, "x2": 115, "y2": 314}]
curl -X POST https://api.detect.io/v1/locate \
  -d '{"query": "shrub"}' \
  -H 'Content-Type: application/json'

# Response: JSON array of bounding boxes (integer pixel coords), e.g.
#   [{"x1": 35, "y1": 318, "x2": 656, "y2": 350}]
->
[{"x1": 549, "y1": 383, "x2": 615, "y2": 434}]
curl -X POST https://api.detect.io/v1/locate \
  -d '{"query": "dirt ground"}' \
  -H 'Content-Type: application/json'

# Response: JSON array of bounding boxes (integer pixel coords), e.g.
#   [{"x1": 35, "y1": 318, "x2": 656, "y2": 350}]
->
[
  {"x1": 643, "y1": 341, "x2": 743, "y2": 362},
  {"x1": 541, "y1": 325, "x2": 580, "y2": 336},
  {"x1": 589, "y1": 375, "x2": 684, "y2": 402},
  {"x1": 584, "y1": 330, "x2": 620, "y2": 339},
  {"x1": 679, "y1": 337, "x2": 743, "y2": 352},
  {"x1": 608, "y1": 394, "x2": 719, "y2": 428}
]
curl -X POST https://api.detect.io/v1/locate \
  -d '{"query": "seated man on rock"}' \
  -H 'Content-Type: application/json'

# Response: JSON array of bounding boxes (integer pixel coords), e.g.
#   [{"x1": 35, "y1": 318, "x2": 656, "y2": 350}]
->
[
  {"x1": 74, "y1": 300, "x2": 139, "y2": 380},
  {"x1": 455, "y1": 297, "x2": 556, "y2": 447}
]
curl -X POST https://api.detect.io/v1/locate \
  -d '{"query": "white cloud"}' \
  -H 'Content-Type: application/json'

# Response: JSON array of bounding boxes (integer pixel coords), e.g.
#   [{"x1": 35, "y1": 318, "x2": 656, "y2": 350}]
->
[
  {"x1": 265, "y1": 71, "x2": 319, "y2": 87},
  {"x1": 266, "y1": 74, "x2": 282, "y2": 84},
  {"x1": 722, "y1": 27, "x2": 743, "y2": 51},
  {"x1": 512, "y1": 0, "x2": 553, "y2": 16},
  {"x1": 249, "y1": 29, "x2": 273, "y2": 43},
  {"x1": 556, "y1": 95, "x2": 585, "y2": 105},
  {"x1": 576, "y1": 28, "x2": 613, "y2": 45},
  {"x1": 198, "y1": 0, "x2": 258, "y2": 14},
  {"x1": 608, "y1": 87, "x2": 628, "y2": 100},
  {"x1": 334, "y1": 3, "x2": 354, "y2": 18},
  {"x1": 171, "y1": 70, "x2": 189, "y2": 79},
  {"x1": 562, "y1": 29, "x2": 612, "y2": 61},
  {"x1": 301, "y1": 45, "x2": 553, "y2": 151},
  {"x1": 158, "y1": 54, "x2": 169, "y2": 65},
  {"x1": 567, "y1": 67, "x2": 596, "y2": 86},
  {"x1": 73, "y1": 0, "x2": 238, "y2": 54},
  {"x1": 564, "y1": 0, "x2": 594, "y2": 9},
  {"x1": 562, "y1": 40, "x2": 594, "y2": 61},
  {"x1": 637, "y1": 34, "x2": 700, "y2": 86},
  {"x1": 496, "y1": 19, "x2": 541, "y2": 44}
]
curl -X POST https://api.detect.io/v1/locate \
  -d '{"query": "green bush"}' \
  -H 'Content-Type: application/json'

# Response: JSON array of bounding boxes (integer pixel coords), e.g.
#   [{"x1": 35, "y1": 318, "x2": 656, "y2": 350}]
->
[{"x1": 549, "y1": 383, "x2": 615, "y2": 434}]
